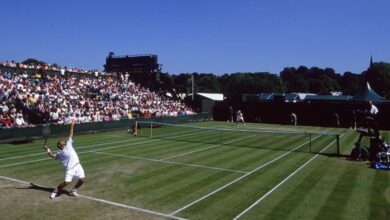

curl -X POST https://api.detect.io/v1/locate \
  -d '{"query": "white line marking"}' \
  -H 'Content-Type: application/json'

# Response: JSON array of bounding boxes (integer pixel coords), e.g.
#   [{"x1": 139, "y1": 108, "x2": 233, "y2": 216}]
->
[
  {"x1": 169, "y1": 135, "x2": 321, "y2": 216},
  {"x1": 0, "y1": 152, "x2": 45, "y2": 161},
  {"x1": 0, "y1": 129, "x2": 202, "y2": 162},
  {"x1": 0, "y1": 140, "x2": 155, "y2": 168},
  {"x1": 0, "y1": 175, "x2": 187, "y2": 220},
  {"x1": 93, "y1": 151, "x2": 248, "y2": 174},
  {"x1": 0, "y1": 175, "x2": 30, "y2": 185},
  {"x1": 232, "y1": 134, "x2": 343, "y2": 219},
  {"x1": 160, "y1": 135, "x2": 256, "y2": 161},
  {"x1": 0, "y1": 158, "x2": 52, "y2": 168},
  {"x1": 78, "y1": 194, "x2": 188, "y2": 220},
  {"x1": 0, "y1": 130, "x2": 212, "y2": 168}
]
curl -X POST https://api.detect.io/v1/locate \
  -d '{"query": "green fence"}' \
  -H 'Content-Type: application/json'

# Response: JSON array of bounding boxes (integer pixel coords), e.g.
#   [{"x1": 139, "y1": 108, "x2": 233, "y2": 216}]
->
[{"x1": 0, "y1": 113, "x2": 211, "y2": 143}]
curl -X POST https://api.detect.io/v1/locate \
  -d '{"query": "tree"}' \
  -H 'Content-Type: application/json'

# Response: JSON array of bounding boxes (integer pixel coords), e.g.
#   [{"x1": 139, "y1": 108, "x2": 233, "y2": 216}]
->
[
  {"x1": 280, "y1": 67, "x2": 308, "y2": 92},
  {"x1": 340, "y1": 72, "x2": 361, "y2": 95},
  {"x1": 195, "y1": 74, "x2": 220, "y2": 93},
  {"x1": 363, "y1": 62, "x2": 390, "y2": 98},
  {"x1": 21, "y1": 58, "x2": 46, "y2": 65},
  {"x1": 172, "y1": 73, "x2": 194, "y2": 95}
]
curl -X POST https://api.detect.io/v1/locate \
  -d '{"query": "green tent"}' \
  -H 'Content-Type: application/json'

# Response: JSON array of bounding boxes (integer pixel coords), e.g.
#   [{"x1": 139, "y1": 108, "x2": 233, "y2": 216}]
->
[{"x1": 351, "y1": 82, "x2": 384, "y2": 102}]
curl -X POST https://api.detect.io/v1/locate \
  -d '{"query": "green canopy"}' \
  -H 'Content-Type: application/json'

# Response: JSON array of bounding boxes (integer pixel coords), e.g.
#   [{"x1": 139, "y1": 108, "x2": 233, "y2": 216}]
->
[{"x1": 351, "y1": 82, "x2": 384, "y2": 102}]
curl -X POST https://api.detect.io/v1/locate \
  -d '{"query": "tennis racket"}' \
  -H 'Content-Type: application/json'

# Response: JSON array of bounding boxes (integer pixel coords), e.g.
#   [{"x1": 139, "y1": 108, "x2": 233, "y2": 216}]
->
[{"x1": 42, "y1": 124, "x2": 51, "y2": 145}]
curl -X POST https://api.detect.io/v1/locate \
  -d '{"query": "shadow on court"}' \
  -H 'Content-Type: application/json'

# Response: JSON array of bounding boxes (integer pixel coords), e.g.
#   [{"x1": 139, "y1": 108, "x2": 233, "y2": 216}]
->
[{"x1": 12, "y1": 183, "x2": 71, "y2": 197}]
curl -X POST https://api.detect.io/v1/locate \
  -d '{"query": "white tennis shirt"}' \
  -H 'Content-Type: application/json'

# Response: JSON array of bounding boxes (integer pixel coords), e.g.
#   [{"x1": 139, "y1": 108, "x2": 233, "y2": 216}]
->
[
  {"x1": 55, "y1": 138, "x2": 80, "y2": 171},
  {"x1": 370, "y1": 105, "x2": 379, "y2": 115}
]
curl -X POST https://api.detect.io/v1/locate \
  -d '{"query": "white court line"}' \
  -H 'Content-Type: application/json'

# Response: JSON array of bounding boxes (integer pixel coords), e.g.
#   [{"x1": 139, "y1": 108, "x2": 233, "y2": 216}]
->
[
  {"x1": 0, "y1": 140, "x2": 156, "y2": 168},
  {"x1": 233, "y1": 134, "x2": 343, "y2": 219},
  {"x1": 0, "y1": 130, "x2": 213, "y2": 168},
  {"x1": 93, "y1": 151, "x2": 248, "y2": 174},
  {"x1": 0, "y1": 139, "x2": 132, "y2": 162},
  {"x1": 0, "y1": 128, "x2": 202, "y2": 162},
  {"x1": 0, "y1": 175, "x2": 187, "y2": 220},
  {"x1": 169, "y1": 135, "x2": 321, "y2": 216},
  {"x1": 160, "y1": 134, "x2": 256, "y2": 161},
  {"x1": 0, "y1": 158, "x2": 52, "y2": 168}
]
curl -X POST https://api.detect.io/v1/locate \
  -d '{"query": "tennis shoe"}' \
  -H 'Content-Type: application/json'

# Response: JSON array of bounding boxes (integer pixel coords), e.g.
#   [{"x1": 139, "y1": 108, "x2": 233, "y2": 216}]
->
[
  {"x1": 50, "y1": 189, "x2": 58, "y2": 199},
  {"x1": 70, "y1": 188, "x2": 79, "y2": 197}
]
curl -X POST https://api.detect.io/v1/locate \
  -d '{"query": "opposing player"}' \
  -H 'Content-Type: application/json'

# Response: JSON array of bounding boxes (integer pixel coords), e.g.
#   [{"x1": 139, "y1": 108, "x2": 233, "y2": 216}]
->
[
  {"x1": 128, "y1": 122, "x2": 141, "y2": 136},
  {"x1": 236, "y1": 110, "x2": 246, "y2": 126},
  {"x1": 43, "y1": 120, "x2": 85, "y2": 199},
  {"x1": 290, "y1": 112, "x2": 297, "y2": 126}
]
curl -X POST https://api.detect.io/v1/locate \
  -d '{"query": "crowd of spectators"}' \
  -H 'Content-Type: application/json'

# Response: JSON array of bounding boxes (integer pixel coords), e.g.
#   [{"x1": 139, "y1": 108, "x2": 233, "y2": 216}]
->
[
  {"x1": 0, "y1": 66, "x2": 194, "y2": 129},
  {"x1": 1, "y1": 60, "x2": 112, "y2": 76}
]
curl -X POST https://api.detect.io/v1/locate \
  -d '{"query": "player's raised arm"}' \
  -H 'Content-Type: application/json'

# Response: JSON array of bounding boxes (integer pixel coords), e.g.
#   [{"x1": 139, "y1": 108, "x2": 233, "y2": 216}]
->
[
  {"x1": 43, "y1": 144, "x2": 55, "y2": 159},
  {"x1": 69, "y1": 120, "x2": 75, "y2": 138}
]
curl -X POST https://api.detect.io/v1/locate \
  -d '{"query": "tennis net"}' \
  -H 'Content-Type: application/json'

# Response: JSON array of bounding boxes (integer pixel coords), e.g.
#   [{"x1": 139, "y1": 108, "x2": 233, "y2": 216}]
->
[{"x1": 134, "y1": 121, "x2": 340, "y2": 155}]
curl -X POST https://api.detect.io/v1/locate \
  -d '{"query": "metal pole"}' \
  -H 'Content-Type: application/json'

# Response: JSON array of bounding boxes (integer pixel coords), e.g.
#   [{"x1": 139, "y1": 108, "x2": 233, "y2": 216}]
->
[
  {"x1": 135, "y1": 121, "x2": 138, "y2": 136},
  {"x1": 192, "y1": 74, "x2": 194, "y2": 101},
  {"x1": 309, "y1": 133, "x2": 312, "y2": 153},
  {"x1": 150, "y1": 122, "x2": 153, "y2": 139}
]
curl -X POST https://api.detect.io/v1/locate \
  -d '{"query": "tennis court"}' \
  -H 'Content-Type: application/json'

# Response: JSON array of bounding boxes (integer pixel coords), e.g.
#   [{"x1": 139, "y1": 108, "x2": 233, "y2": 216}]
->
[{"x1": 0, "y1": 121, "x2": 389, "y2": 220}]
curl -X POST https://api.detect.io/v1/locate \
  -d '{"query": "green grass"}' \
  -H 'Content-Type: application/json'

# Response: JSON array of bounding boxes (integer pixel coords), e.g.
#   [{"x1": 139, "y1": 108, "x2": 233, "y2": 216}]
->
[{"x1": 0, "y1": 121, "x2": 389, "y2": 220}]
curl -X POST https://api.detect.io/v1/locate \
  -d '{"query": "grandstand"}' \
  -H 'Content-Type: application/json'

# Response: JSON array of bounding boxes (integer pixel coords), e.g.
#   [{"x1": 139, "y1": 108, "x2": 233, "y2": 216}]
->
[
  {"x1": 0, "y1": 60, "x2": 194, "y2": 131},
  {"x1": 104, "y1": 53, "x2": 161, "y2": 90}
]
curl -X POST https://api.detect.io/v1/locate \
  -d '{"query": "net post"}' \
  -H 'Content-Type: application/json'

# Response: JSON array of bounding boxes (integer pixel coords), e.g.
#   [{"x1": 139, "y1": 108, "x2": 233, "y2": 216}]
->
[
  {"x1": 135, "y1": 121, "x2": 138, "y2": 136},
  {"x1": 150, "y1": 122, "x2": 153, "y2": 139},
  {"x1": 336, "y1": 134, "x2": 340, "y2": 156},
  {"x1": 309, "y1": 133, "x2": 312, "y2": 153}
]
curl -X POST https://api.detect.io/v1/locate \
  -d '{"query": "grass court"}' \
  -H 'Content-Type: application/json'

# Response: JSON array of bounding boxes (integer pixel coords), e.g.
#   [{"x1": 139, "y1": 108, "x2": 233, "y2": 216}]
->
[{"x1": 0, "y1": 121, "x2": 389, "y2": 220}]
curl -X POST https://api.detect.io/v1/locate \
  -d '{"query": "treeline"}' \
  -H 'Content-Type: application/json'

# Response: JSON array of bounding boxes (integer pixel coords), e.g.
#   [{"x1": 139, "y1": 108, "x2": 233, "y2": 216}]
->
[
  {"x1": 161, "y1": 62, "x2": 390, "y2": 99},
  {"x1": 14, "y1": 58, "x2": 390, "y2": 99}
]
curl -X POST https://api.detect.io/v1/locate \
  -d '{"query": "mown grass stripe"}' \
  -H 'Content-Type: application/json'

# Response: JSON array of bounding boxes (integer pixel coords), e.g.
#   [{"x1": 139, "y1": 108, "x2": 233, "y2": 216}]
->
[
  {"x1": 169, "y1": 136, "x2": 320, "y2": 216},
  {"x1": 262, "y1": 156, "x2": 334, "y2": 219},
  {"x1": 161, "y1": 134, "x2": 257, "y2": 161},
  {"x1": 314, "y1": 163, "x2": 361, "y2": 219},
  {"x1": 0, "y1": 175, "x2": 188, "y2": 220},
  {"x1": 176, "y1": 134, "x2": 304, "y2": 172},
  {"x1": 0, "y1": 129, "x2": 214, "y2": 169},
  {"x1": 232, "y1": 134, "x2": 341, "y2": 219},
  {"x1": 0, "y1": 127, "x2": 206, "y2": 161},
  {"x1": 369, "y1": 170, "x2": 390, "y2": 220},
  {"x1": 93, "y1": 151, "x2": 247, "y2": 173},
  {"x1": 0, "y1": 131, "x2": 130, "y2": 157},
  {"x1": 106, "y1": 139, "x2": 208, "y2": 159},
  {"x1": 147, "y1": 170, "x2": 242, "y2": 211},
  {"x1": 178, "y1": 150, "x2": 312, "y2": 219}
]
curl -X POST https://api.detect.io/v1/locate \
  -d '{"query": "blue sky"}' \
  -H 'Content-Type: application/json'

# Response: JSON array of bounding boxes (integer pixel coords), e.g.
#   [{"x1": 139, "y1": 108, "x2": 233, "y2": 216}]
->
[{"x1": 1, "y1": 0, "x2": 389, "y2": 74}]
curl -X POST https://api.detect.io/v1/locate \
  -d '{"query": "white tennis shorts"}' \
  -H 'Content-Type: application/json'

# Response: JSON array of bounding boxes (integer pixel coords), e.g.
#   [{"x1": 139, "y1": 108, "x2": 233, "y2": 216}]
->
[{"x1": 64, "y1": 164, "x2": 85, "y2": 182}]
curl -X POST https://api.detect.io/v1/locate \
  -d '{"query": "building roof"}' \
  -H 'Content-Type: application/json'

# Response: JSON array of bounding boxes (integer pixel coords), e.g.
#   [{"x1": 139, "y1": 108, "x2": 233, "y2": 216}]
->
[
  {"x1": 305, "y1": 95, "x2": 351, "y2": 101},
  {"x1": 258, "y1": 92, "x2": 303, "y2": 102},
  {"x1": 197, "y1": 93, "x2": 224, "y2": 101},
  {"x1": 295, "y1": 93, "x2": 316, "y2": 100},
  {"x1": 259, "y1": 93, "x2": 273, "y2": 100}
]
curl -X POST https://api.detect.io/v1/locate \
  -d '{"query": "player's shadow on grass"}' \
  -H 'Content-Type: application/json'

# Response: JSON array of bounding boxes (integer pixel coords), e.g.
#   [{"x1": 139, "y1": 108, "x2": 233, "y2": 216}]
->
[
  {"x1": 319, "y1": 152, "x2": 349, "y2": 158},
  {"x1": 15, "y1": 183, "x2": 71, "y2": 197},
  {"x1": 319, "y1": 152, "x2": 375, "y2": 168}
]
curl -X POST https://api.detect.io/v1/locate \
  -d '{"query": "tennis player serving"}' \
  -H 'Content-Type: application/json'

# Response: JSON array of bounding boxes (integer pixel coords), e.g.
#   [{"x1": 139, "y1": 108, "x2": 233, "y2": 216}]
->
[{"x1": 42, "y1": 120, "x2": 85, "y2": 199}]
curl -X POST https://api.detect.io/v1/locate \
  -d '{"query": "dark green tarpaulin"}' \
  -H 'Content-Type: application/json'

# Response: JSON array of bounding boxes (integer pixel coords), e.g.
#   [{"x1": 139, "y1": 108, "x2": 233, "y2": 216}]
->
[{"x1": 351, "y1": 82, "x2": 384, "y2": 102}]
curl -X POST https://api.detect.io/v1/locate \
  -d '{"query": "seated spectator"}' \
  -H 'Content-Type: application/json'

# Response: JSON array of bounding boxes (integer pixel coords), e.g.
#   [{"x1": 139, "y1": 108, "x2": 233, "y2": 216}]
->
[
  {"x1": 15, "y1": 114, "x2": 27, "y2": 128},
  {"x1": 1, "y1": 60, "x2": 195, "y2": 127},
  {"x1": 2, "y1": 114, "x2": 13, "y2": 128}
]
